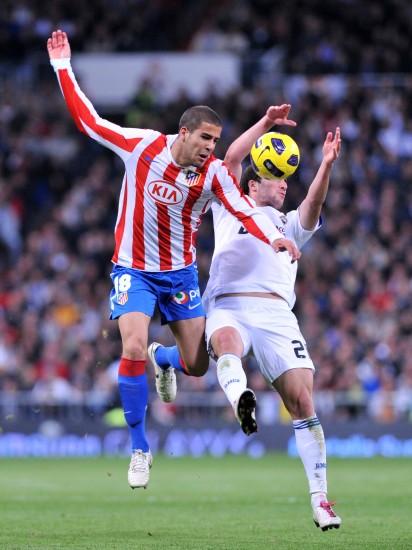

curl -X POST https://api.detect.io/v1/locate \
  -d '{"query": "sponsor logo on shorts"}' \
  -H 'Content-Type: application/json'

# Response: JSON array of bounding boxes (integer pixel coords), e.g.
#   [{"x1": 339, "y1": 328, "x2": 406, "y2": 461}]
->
[
  {"x1": 117, "y1": 292, "x2": 128, "y2": 305},
  {"x1": 172, "y1": 291, "x2": 189, "y2": 304},
  {"x1": 315, "y1": 462, "x2": 327, "y2": 469},
  {"x1": 172, "y1": 288, "x2": 202, "y2": 309}
]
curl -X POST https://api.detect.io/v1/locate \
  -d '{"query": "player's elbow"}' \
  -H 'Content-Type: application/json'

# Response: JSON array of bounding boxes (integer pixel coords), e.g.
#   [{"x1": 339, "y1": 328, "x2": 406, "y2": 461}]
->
[{"x1": 224, "y1": 149, "x2": 242, "y2": 174}]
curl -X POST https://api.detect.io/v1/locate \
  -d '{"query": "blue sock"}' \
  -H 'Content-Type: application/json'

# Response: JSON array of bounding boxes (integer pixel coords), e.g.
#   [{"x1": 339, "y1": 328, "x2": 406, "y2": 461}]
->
[
  {"x1": 155, "y1": 345, "x2": 188, "y2": 374},
  {"x1": 118, "y1": 373, "x2": 149, "y2": 452}
]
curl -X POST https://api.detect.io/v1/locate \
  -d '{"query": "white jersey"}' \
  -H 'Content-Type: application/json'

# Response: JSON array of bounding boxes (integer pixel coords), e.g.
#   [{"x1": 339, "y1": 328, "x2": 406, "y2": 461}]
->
[{"x1": 203, "y1": 199, "x2": 321, "y2": 311}]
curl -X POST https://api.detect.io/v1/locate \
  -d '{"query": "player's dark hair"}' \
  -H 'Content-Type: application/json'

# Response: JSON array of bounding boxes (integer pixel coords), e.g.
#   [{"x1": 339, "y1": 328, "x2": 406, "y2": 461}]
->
[
  {"x1": 179, "y1": 105, "x2": 222, "y2": 131},
  {"x1": 240, "y1": 165, "x2": 261, "y2": 195}
]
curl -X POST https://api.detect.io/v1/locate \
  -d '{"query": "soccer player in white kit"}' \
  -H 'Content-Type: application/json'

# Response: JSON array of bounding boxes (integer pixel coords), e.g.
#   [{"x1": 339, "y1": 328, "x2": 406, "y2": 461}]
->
[
  {"x1": 203, "y1": 105, "x2": 342, "y2": 531},
  {"x1": 47, "y1": 31, "x2": 301, "y2": 490}
]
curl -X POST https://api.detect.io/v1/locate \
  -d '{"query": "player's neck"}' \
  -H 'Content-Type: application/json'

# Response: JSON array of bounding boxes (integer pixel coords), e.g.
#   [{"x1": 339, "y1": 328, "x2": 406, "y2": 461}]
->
[{"x1": 170, "y1": 138, "x2": 187, "y2": 167}]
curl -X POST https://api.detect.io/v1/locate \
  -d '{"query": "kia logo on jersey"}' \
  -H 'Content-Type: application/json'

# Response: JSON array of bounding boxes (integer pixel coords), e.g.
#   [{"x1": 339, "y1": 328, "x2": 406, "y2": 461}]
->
[{"x1": 148, "y1": 180, "x2": 184, "y2": 205}]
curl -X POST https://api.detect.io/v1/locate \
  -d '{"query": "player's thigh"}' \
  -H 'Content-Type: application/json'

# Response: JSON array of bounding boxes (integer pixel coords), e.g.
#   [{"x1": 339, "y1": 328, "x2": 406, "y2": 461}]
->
[
  {"x1": 169, "y1": 316, "x2": 209, "y2": 376},
  {"x1": 205, "y1": 307, "x2": 252, "y2": 360},
  {"x1": 109, "y1": 265, "x2": 157, "y2": 319},
  {"x1": 251, "y1": 311, "x2": 315, "y2": 385}
]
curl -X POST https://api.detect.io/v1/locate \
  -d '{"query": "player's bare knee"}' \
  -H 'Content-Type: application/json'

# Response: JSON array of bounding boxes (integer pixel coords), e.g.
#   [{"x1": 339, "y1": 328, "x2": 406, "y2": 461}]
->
[
  {"x1": 295, "y1": 394, "x2": 315, "y2": 418},
  {"x1": 122, "y1": 339, "x2": 147, "y2": 361},
  {"x1": 212, "y1": 327, "x2": 241, "y2": 356},
  {"x1": 283, "y1": 389, "x2": 314, "y2": 419}
]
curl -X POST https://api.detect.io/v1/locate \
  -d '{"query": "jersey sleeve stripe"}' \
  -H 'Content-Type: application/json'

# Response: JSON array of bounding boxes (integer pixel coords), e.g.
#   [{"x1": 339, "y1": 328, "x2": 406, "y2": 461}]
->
[
  {"x1": 57, "y1": 68, "x2": 141, "y2": 156},
  {"x1": 211, "y1": 174, "x2": 270, "y2": 245}
]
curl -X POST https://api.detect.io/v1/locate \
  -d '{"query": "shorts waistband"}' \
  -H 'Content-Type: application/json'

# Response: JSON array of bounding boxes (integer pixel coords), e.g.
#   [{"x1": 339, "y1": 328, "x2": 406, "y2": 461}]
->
[{"x1": 214, "y1": 295, "x2": 288, "y2": 310}]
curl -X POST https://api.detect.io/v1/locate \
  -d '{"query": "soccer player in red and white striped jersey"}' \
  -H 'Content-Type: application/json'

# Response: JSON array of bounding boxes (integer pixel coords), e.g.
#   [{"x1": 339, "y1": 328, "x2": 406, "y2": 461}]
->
[{"x1": 47, "y1": 30, "x2": 300, "y2": 489}]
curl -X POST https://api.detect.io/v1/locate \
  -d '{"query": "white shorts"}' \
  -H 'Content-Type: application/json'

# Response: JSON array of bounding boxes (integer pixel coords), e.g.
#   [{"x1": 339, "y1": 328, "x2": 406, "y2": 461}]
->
[{"x1": 205, "y1": 296, "x2": 315, "y2": 385}]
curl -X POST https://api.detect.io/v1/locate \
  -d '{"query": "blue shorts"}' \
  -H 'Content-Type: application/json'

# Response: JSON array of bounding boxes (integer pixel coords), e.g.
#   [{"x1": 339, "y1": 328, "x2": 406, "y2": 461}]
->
[{"x1": 109, "y1": 263, "x2": 205, "y2": 324}]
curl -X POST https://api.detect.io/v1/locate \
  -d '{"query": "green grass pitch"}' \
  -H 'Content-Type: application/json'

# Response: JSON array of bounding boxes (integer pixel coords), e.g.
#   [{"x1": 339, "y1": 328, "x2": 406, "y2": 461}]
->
[{"x1": 0, "y1": 454, "x2": 410, "y2": 549}]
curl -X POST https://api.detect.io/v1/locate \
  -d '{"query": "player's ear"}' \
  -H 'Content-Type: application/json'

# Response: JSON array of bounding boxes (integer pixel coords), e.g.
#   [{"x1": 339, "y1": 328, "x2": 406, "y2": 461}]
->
[
  {"x1": 249, "y1": 179, "x2": 259, "y2": 193},
  {"x1": 180, "y1": 126, "x2": 189, "y2": 142}
]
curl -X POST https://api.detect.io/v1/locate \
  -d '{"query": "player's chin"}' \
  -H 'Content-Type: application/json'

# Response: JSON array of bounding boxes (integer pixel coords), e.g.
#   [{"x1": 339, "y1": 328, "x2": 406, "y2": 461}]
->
[{"x1": 195, "y1": 156, "x2": 208, "y2": 168}]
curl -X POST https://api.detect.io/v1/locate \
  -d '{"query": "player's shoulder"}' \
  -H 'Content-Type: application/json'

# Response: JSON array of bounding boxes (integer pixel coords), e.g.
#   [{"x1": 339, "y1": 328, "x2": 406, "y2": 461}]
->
[
  {"x1": 166, "y1": 133, "x2": 178, "y2": 143},
  {"x1": 259, "y1": 205, "x2": 283, "y2": 222},
  {"x1": 204, "y1": 154, "x2": 226, "y2": 173},
  {"x1": 204, "y1": 156, "x2": 236, "y2": 186},
  {"x1": 124, "y1": 127, "x2": 165, "y2": 142}
]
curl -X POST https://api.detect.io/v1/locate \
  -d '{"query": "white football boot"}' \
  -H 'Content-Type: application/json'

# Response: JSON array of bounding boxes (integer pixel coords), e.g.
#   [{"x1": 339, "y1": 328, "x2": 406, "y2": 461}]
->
[
  {"x1": 128, "y1": 450, "x2": 153, "y2": 489},
  {"x1": 148, "y1": 342, "x2": 177, "y2": 403},
  {"x1": 313, "y1": 498, "x2": 342, "y2": 531}
]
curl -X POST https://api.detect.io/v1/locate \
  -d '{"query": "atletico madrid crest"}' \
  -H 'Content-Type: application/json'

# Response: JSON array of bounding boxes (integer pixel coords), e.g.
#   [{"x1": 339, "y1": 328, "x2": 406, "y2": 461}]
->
[
  {"x1": 184, "y1": 170, "x2": 201, "y2": 187},
  {"x1": 117, "y1": 292, "x2": 128, "y2": 305}
]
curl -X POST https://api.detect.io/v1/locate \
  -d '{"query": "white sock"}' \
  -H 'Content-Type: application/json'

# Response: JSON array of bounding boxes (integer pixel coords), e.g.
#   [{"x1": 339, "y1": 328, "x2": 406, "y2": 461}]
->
[
  {"x1": 293, "y1": 415, "x2": 327, "y2": 503},
  {"x1": 216, "y1": 353, "x2": 247, "y2": 408}
]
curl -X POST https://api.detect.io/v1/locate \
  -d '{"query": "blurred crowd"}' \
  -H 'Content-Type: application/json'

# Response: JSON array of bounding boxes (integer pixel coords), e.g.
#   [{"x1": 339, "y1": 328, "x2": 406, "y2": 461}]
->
[
  {"x1": 1, "y1": 0, "x2": 411, "y2": 73},
  {"x1": 1, "y1": 1, "x2": 412, "y2": 424}
]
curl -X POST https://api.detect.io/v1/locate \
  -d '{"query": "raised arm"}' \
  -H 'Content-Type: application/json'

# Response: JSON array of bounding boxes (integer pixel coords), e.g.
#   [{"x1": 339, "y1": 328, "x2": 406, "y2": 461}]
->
[
  {"x1": 47, "y1": 30, "x2": 148, "y2": 161},
  {"x1": 299, "y1": 127, "x2": 341, "y2": 230},
  {"x1": 224, "y1": 104, "x2": 297, "y2": 181},
  {"x1": 222, "y1": 104, "x2": 300, "y2": 261},
  {"x1": 47, "y1": 29, "x2": 71, "y2": 60}
]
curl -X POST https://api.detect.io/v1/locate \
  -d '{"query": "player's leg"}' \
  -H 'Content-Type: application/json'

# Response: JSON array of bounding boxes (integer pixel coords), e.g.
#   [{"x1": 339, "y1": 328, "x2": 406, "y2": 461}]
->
[
  {"x1": 148, "y1": 263, "x2": 208, "y2": 402},
  {"x1": 273, "y1": 369, "x2": 341, "y2": 530},
  {"x1": 148, "y1": 318, "x2": 209, "y2": 403},
  {"x1": 211, "y1": 325, "x2": 245, "y2": 403},
  {"x1": 109, "y1": 266, "x2": 156, "y2": 489},
  {"x1": 206, "y1": 299, "x2": 257, "y2": 435},
  {"x1": 169, "y1": 315, "x2": 210, "y2": 375},
  {"x1": 250, "y1": 299, "x2": 341, "y2": 530},
  {"x1": 117, "y1": 311, "x2": 153, "y2": 488}
]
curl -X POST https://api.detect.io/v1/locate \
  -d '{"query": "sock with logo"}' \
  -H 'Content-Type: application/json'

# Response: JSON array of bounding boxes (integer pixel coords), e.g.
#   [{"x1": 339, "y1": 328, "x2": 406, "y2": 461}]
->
[
  {"x1": 154, "y1": 345, "x2": 190, "y2": 374},
  {"x1": 216, "y1": 353, "x2": 247, "y2": 407},
  {"x1": 293, "y1": 415, "x2": 327, "y2": 497},
  {"x1": 118, "y1": 358, "x2": 149, "y2": 452}
]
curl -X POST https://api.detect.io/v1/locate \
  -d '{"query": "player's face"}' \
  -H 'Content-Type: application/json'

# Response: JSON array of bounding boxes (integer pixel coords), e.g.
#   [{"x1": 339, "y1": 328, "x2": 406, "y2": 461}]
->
[
  {"x1": 255, "y1": 177, "x2": 287, "y2": 209},
  {"x1": 177, "y1": 122, "x2": 221, "y2": 168}
]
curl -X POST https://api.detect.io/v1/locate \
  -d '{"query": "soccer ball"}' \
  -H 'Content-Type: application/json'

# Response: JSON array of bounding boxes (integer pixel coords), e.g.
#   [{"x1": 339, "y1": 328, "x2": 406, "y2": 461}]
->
[{"x1": 250, "y1": 132, "x2": 300, "y2": 180}]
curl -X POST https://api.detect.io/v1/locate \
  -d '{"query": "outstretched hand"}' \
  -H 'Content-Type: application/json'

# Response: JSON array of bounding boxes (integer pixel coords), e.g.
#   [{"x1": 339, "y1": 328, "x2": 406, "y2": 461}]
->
[
  {"x1": 266, "y1": 104, "x2": 297, "y2": 128},
  {"x1": 47, "y1": 30, "x2": 71, "y2": 60},
  {"x1": 323, "y1": 127, "x2": 341, "y2": 164},
  {"x1": 272, "y1": 237, "x2": 301, "y2": 263}
]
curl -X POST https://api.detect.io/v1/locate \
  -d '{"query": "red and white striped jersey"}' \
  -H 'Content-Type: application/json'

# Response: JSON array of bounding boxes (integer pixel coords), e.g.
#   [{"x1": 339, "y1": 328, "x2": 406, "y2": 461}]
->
[{"x1": 51, "y1": 58, "x2": 283, "y2": 272}]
